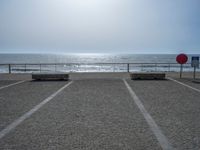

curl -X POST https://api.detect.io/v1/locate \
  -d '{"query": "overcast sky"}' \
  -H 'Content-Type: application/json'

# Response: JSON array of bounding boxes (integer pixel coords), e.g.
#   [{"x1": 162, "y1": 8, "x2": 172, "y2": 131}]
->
[{"x1": 0, "y1": 0, "x2": 200, "y2": 54}]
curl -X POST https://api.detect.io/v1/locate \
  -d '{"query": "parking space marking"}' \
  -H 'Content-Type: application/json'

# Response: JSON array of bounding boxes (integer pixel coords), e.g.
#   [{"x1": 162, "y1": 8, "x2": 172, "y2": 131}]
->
[
  {"x1": 0, "y1": 81, "x2": 73, "y2": 139},
  {"x1": 0, "y1": 80, "x2": 28, "y2": 90},
  {"x1": 168, "y1": 77, "x2": 200, "y2": 93},
  {"x1": 123, "y1": 79, "x2": 174, "y2": 150}
]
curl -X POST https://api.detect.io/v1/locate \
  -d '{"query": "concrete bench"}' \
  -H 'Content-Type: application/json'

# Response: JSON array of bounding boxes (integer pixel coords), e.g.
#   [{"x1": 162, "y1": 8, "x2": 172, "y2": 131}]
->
[
  {"x1": 192, "y1": 79, "x2": 200, "y2": 84},
  {"x1": 130, "y1": 72, "x2": 166, "y2": 80},
  {"x1": 32, "y1": 73, "x2": 69, "y2": 80}
]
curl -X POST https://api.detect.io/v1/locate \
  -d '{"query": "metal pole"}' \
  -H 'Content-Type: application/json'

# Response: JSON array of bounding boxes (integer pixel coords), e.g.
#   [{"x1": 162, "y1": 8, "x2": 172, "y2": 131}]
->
[
  {"x1": 193, "y1": 66, "x2": 196, "y2": 80},
  {"x1": 141, "y1": 64, "x2": 143, "y2": 71},
  {"x1": 25, "y1": 64, "x2": 27, "y2": 72},
  {"x1": 127, "y1": 63, "x2": 129, "y2": 72},
  {"x1": 9, "y1": 64, "x2": 11, "y2": 74},
  {"x1": 180, "y1": 64, "x2": 183, "y2": 78},
  {"x1": 40, "y1": 64, "x2": 41, "y2": 73},
  {"x1": 155, "y1": 63, "x2": 157, "y2": 72}
]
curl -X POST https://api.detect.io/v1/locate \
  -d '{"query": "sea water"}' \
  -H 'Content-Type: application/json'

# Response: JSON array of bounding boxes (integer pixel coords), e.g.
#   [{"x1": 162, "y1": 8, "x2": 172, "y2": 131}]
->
[{"x1": 0, "y1": 53, "x2": 199, "y2": 73}]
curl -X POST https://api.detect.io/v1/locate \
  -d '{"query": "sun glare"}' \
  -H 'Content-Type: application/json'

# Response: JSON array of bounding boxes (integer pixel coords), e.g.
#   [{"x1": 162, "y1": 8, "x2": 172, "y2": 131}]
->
[{"x1": 68, "y1": 0, "x2": 101, "y2": 8}]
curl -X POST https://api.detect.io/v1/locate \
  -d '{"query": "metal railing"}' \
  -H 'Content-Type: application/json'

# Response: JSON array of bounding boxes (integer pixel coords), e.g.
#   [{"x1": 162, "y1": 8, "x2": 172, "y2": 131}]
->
[{"x1": 0, "y1": 63, "x2": 199, "y2": 74}]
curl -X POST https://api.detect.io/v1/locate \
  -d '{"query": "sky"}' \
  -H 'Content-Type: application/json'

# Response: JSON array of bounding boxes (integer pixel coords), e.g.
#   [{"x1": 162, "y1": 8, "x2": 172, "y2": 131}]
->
[{"x1": 0, "y1": 0, "x2": 200, "y2": 54}]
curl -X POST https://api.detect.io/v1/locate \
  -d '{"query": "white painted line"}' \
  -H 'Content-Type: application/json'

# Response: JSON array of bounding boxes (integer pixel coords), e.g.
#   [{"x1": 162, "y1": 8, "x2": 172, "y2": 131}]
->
[
  {"x1": 123, "y1": 79, "x2": 174, "y2": 150},
  {"x1": 0, "y1": 80, "x2": 27, "y2": 90},
  {"x1": 0, "y1": 81, "x2": 73, "y2": 139},
  {"x1": 167, "y1": 77, "x2": 200, "y2": 93}
]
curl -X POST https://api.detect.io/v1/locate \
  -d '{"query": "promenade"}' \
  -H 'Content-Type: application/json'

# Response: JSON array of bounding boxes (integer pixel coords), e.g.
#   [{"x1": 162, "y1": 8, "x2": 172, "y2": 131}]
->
[{"x1": 0, "y1": 72, "x2": 200, "y2": 150}]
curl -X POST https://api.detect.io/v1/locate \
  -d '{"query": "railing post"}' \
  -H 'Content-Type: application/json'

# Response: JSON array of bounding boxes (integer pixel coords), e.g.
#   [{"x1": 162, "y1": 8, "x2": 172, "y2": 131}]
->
[
  {"x1": 55, "y1": 64, "x2": 57, "y2": 72},
  {"x1": 8, "y1": 64, "x2": 11, "y2": 74},
  {"x1": 40, "y1": 64, "x2": 41, "y2": 73},
  {"x1": 141, "y1": 64, "x2": 143, "y2": 71},
  {"x1": 25, "y1": 64, "x2": 27, "y2": 72},
  {"x1": 155, "y1": 63, "x2": 157, "y2": 72},
  {"x1": 127, "y1": 63, "x2": 129, "y2": 72}
]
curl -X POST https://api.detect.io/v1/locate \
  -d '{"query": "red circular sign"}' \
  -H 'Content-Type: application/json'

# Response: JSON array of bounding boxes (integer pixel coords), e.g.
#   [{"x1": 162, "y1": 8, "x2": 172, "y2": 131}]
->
[{"x1": 176, "y1": 53, "x2": 188, "y2": 64}]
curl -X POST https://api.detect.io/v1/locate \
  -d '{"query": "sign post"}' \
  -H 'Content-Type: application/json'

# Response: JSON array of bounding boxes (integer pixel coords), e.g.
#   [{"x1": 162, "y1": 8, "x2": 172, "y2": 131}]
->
[
  {"x1": 176, "y1": 54, "x2": 188, "y2": 78},
  {"x1": 180, "y1": 64, "x2": 183, "y2": 78},
  {"x1": 191, "y1": 56, "x2": 199, "y2": 80}
]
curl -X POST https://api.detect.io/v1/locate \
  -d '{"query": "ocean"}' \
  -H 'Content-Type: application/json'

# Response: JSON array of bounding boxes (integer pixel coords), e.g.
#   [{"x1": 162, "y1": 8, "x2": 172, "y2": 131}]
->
[{"x1": 0, "y1": 53, "x2": 199, "y2": 73}]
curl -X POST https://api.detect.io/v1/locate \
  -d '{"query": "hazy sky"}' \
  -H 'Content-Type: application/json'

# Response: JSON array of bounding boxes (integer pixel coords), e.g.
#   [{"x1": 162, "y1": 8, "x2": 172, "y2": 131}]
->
[{"x1": 0, "y1": 0, "x2": 200, "y2": 54}]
